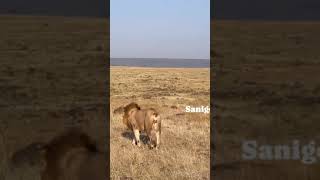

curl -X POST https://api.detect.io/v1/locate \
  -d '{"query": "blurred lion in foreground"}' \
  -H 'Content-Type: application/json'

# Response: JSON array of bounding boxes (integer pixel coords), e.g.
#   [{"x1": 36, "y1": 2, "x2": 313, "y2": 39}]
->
[
  {"x1": 9, "y1": 128, "x2": 107, "y2": 180},
  {"x1": 123, "y1": 102, "x2": 161, "y2": 149}
]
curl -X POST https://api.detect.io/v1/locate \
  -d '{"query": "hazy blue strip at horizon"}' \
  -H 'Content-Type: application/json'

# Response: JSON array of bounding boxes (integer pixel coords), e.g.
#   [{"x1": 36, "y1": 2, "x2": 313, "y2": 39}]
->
[{"x1": 110, "y1": 58, "x2": 210, "y2": 68}]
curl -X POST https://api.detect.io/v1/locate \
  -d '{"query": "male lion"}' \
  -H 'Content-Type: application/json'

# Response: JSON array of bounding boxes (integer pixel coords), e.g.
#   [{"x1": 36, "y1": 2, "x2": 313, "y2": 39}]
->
[
  {"x1": 9, "y1": 128, "x2": 107, "y2": 180},
  {"x1": 123, "y1": 102, "x2": 161, "y2": 148}
]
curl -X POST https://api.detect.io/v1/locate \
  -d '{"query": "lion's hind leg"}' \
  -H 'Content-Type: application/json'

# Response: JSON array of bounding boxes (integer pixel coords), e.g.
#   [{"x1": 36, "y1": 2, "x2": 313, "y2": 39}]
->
[
  {"x1": 133, "y1": 129, "x2": 141, "y2": 147},
  {"x1": 131, "y1": 138, "x2": 136, "y2": 145}
]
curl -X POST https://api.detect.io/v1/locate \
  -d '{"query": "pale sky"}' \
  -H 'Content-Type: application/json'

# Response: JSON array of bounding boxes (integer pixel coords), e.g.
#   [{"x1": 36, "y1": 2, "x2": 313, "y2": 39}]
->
[{"x1": 111, "y1": 0, "x2": 210, "y2": 59}]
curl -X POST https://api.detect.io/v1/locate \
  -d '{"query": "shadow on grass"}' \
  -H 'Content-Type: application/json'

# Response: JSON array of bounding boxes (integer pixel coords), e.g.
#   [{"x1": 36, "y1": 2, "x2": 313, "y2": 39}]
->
[{"x1": 121, "y1": 131, "x2": 149, "y2": 145}]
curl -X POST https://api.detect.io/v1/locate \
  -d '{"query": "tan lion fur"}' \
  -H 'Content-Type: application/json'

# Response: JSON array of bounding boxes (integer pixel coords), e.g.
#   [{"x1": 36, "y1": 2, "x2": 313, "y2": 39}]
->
[
  {"x1": 10, "y1": 128, "x2": 107, "y2": 180},
  {"x1": 123, "y1": 102, "x2": 161, "y2": 148}
]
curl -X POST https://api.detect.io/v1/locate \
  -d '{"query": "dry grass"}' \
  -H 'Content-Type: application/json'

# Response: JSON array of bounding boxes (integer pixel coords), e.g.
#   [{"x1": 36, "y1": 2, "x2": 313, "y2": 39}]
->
[
  {"x1": 110, "y1": 67, "x2": 210, "y2": 179},
  {"x1": 0, "y1": 15, "x2": 108, "y2": 179},
  {"x1": 212, "y1": 20, "x2": 320, "y2": 179}
]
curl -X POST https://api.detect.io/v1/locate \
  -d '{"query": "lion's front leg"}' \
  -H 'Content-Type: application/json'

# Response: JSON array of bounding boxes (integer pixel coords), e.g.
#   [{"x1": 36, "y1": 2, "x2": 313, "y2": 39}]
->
[
  {"x1": 149, "y1": 136, "x2": 154, "y2": 149},
  {"x1": 133, "y1": 129, "x2": 141, "y2": 147},
  {"x1": 156, "y1": 131, "x2": 160, "y2": 149}
]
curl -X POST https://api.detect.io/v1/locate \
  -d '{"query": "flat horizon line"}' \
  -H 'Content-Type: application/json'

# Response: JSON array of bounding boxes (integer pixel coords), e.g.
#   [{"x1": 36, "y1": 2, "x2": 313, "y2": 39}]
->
[
  {"x1": 211, "y1": 18, "x2": 320, "y2": 23},
  {"x1": 0, "y1": 13, "x2": 109, "y2": 19},
  {"x1": 110, "y1": 65, "x2": 209, "y2": 69},
  {"x1": 111, "y1": 57, "x2": 210, "y2": 60}
]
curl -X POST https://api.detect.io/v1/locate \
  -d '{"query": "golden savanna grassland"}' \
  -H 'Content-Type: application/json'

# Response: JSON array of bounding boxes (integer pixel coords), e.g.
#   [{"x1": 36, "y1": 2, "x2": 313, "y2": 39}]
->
[
  {"x1": 110, "y1": 67, "x2": 210, "y2": 179},
  {"x1": 0, "y1": 15, "x2": 108, "y2": 179},
  {"x1": 212, "y1": 20, "x2": 320, "y2": 179},
  {"x1": 3, "y1": 14, "x2": 320, "y2": 180},
  {"x1": 0, "y1": 15, "x2": 210, "y2": 180}
]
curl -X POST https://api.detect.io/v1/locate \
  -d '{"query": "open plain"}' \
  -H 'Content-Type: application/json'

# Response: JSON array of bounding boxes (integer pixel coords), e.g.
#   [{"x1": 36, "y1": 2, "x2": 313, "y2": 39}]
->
[
  {"x1": 110, "y1": 67, "x2": 210, "y2": 179},
  {"x1": 0, "y1": 15, "x2": 210, "y2": 180},
  {"x1": 0, "y1": 15, "x2": 108, "y2": 179},
  {"x1": 212, "y1": 20, "x2": 320, "y2": 179}
]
